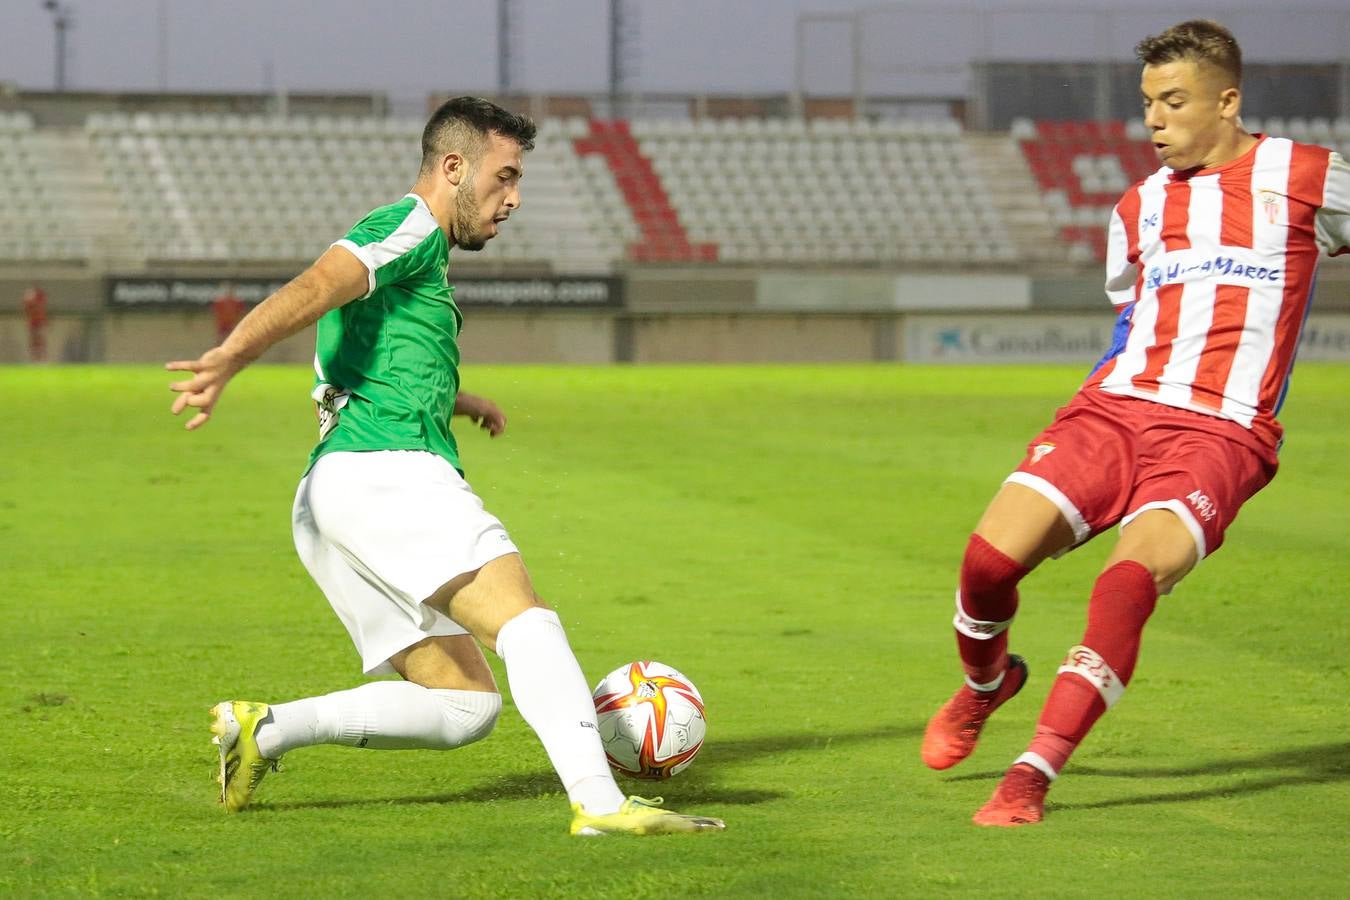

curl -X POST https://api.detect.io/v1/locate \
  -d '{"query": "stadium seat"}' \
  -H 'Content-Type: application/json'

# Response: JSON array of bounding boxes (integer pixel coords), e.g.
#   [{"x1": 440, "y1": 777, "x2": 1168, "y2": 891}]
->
[
  {"x1": 1017, "y1": 119, "x2": 1176, "y2": 261},
  {"x1": 1306, "y1": 117, "x2": 1333, "y2": 142},
  {"x1": 629, "y1": 114, "x2": 1000, "y2": 266}
]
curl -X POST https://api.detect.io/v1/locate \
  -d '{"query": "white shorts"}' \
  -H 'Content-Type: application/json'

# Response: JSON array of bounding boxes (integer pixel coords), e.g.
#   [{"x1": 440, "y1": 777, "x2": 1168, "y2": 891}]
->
[{"x1": 292, "y1": 450, "x2": 519, "y2": 675}]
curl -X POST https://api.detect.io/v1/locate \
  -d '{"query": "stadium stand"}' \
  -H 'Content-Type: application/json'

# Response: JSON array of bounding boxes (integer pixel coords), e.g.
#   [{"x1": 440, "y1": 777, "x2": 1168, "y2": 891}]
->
[
  {"x1": 87, "y1": 111, "x2": 637, "y2": 272},
  {"x1": 80, "y1": 111, "x2": 1024, "y2": 269},
  {"x1": 0, "y1": 110, "x2": 90, "y2": 262},
  {"x1": 632, "y1": 116, "x2": 1020, "y2": 265},
  {"x1": 1016, "y1": 119, "x2": 1144, "y2": 264},
  {"x1": 7, "y1": 109, "x2": 1349, "y2": 271},
  {"x1": 575, "y1": 119, "x2": 715, "y2": 264}
]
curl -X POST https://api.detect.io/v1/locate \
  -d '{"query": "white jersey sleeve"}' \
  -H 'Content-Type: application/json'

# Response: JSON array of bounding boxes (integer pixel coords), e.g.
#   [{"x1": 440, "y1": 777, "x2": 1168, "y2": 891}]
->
[
  {"x1": 1103, "y1": 202, "x2": 1139, "y2": 307},
  {"x1": 1315, "y1": 151, "x2": 1350, "y2": 256}
]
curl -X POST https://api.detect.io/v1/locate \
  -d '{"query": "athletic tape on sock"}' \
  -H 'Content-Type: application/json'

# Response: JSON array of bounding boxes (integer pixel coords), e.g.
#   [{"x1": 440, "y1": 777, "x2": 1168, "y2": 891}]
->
[
  {"x1": 964, "y1": 670, "x2": 1006, "y2": 692},
  {"x1": 1014, "y1": 751, "x2": 1059, "y2": 781},
  {"x1": 953, "y1": 591, "x2": 1013, "y2": 640},
  {"x1": 1056, "y1": 644, "x2": 1125, "y2": 709}
]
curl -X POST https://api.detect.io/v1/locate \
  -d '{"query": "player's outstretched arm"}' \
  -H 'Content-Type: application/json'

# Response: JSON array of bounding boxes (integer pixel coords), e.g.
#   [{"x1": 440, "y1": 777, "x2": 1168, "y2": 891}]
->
[
  {"x1": 166, "y1": 246, "x2": 370, "y2": 431},
  {"x1": 453, "y1": 391, "x2": 507, "y2": 438}
]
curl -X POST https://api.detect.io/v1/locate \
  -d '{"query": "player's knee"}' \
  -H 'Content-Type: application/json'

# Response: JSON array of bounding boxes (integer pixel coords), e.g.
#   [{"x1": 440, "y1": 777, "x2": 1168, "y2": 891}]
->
[
  {"x1": 432, "y1": 689, "x2": 502, "y2": 747},
  {"x1": 955, "y1": 533, "x2": 1030, "y2": 630},
  {"x1": 1152, "y1": 563, "x2": 1191, "y2": 596},
  {"x1": 1113, "y1": 511, "x2": 1199, "y2": 594},
  {"x1": 961, "y1": 533, "x2": 1027, "y2": 597},
  {"x1": 1104, "y1": 552, "x2": 1190, "y2": 596},
  {"x1": 460, "y1": 691, "x2": 502, "y2": 744}
]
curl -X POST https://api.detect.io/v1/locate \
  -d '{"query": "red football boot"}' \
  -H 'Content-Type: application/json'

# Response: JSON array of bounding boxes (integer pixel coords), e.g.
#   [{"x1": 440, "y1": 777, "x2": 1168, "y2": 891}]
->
[
  {"x1": 921, "y1": 655, "x2": 1027, "y2": 770},
  {"x1": 972, "y1": 762, "x2": 1051, "y2": 826}
]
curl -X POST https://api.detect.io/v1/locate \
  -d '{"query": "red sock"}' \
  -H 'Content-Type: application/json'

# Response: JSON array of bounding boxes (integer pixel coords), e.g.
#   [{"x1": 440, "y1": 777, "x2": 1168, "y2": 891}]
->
[
  {"x1": 956, "y1": 534, "x2": 1030, "y2": 686},
  {"x1": 1026, "y1": 560, "x2": 1158, "y2": 774}
]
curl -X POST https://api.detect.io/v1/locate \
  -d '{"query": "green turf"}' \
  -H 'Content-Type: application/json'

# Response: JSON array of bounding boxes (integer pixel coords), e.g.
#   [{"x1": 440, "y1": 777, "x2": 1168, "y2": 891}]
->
[{"x1": 2, "y1": 363, "x2": 1347, "y2": 898}]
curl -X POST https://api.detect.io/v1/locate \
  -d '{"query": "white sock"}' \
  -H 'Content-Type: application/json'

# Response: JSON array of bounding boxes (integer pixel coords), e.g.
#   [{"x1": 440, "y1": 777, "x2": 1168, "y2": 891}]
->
[
  {"x1": 966, "y1": 670, "x2": 1006, "y2": 692},
  {"x1": 254, "y1": 681, "x2": 501, "y2": 758},
  {"x1": 495, "y1": 607, "x2": 625, "y2": 815}
]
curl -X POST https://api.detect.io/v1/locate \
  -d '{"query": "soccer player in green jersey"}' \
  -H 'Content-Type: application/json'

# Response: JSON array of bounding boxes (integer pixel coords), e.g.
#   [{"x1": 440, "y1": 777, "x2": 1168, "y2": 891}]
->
[{"x1": 167, "y1": 97, "x2": 723, "y2": 836}]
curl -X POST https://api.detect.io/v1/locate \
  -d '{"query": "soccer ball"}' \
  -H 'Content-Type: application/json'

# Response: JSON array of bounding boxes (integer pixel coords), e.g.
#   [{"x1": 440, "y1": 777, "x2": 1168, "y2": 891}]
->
[{"x1": 591, "y1": 661, "x2": 707, "y2": 780}]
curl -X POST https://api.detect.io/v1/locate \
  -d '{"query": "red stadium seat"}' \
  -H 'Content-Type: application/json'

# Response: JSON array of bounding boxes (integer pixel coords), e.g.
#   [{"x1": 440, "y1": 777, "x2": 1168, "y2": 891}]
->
[
  {"x1": 574, "y1": 119, "x2": 713, "y2": 264},
  {"x1": 1024, "y1": 120, "x2": 1161, "y2": 262}
]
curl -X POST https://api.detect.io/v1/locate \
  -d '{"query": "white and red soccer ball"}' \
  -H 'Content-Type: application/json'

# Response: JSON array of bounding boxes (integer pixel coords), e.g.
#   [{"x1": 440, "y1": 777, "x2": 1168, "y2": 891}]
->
[{"x1": 591, "y1": 661, "x2": 707, "y2": 780}]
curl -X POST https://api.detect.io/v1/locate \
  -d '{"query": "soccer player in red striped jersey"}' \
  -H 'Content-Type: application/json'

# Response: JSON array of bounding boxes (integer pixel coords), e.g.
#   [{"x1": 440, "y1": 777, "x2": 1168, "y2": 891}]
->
[{"x1": 921, "y1": 19, "x2": 1350, "y2": 826}]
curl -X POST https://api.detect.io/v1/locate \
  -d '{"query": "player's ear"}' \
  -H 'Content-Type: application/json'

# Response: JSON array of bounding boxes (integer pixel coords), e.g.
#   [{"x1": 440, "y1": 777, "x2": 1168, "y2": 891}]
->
[
  {"x1": 1218, "y1": 86, "x2": 1242, "y2": 121},
  {"x1": 443, "y1": 152, "x2": 466, "y2": 187}
]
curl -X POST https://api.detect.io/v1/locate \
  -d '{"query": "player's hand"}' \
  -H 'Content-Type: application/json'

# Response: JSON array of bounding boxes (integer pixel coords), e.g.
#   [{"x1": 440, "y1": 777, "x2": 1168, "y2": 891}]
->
[
  {"x1": 165, "y1": 347, "x2": 244, "y2": 431},
  {"x1": 453, "y1": 391, "x2": 507, "y2": 437}
]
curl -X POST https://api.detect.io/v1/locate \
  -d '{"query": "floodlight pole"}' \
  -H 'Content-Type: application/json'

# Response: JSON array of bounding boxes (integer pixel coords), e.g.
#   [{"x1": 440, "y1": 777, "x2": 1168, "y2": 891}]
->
[
  {"x1": 157, "y1": 0, "x2": 168, "y2": 90},
  {"x1": 498, "y1": 0, "x2": 510, "y2": 94},
  {"x1": 851, "y1": 12, "x2": 864, "y2": 120},
  {"x1": 1342, "y1": 13, "x2": 1350, "y2": 120},
  {"x1": 792, "y1": 16, "x2": 805, "y2": 118},
  {"x1": 607, "y1": 0, "x2": 639, "y2": 118},
  {"x1": 608, "y1": 0, "x2": 621, "y2": 116},
  {"x1": 42, "y1": 0, "x2": 73, "y2": 91}
]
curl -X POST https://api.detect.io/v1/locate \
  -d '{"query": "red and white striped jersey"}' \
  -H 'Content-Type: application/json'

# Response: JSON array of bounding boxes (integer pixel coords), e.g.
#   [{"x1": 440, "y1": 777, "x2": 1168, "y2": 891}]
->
[{"x1": 1087, "y1": 136, "x2": 1350, "y2": 450}]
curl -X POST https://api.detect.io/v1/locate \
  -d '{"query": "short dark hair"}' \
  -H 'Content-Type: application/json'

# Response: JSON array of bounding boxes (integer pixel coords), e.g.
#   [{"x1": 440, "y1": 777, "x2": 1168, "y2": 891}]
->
[
  {"x1": 1135, "y1": 20, "x2": 1242, "y2": 86},
  {"x1": 420, "y1": 96, "x2": 536, "y2": 174}
]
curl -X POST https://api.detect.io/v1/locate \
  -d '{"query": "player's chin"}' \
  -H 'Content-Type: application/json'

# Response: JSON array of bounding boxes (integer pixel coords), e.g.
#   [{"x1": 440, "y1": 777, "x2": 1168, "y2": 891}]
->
[
  {"x1": 455, "y1": 236, "x2": 490, "y2": 252},
  {"x1": 1156, "y1": 147, "x2": 1191, "y2": 170}
]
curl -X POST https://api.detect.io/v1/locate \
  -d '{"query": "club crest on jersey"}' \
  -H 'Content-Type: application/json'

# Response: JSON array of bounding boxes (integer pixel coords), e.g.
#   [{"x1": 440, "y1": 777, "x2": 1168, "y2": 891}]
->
[
  {"x1": 1030, "y1": 442, "x2": 1056, "y2": 464},
  {"x1": 1257, "y1": 189, "x2": 1282, "y2": 226}
]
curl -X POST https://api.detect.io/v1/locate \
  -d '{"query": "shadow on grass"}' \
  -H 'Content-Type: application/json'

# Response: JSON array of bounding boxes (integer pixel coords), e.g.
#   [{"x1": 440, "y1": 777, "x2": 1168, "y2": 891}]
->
[
  {"x1": 1061, "y1": 739, "x2": 1350, "y2": 811},
  {"x1": 259, "y1": 772, "x2": 783, "y2": 813},
  {"x1": 942, "y1": 740, "x2": 1350, "y2": 811},
  {"x1": 258, "y1": 720, "x2": 926, "y2": 813},
  {"x1": 707, "y1": 720, "x2": 924, "y2": 760}
]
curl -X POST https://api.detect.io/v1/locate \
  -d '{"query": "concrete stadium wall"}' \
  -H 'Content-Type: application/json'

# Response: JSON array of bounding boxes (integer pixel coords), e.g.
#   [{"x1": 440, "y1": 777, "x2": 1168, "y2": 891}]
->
[
  {"x1": 3, "y1": 265, "x2": 1350, "y2": 365},
  {"x1": 0, "y1": 313, "x2": 99, "y2": 364},
  {"x1": 0, "y1": 312, "x2": 315, "y2": 365},
  {"x1": 619, "y1": 313, "x2": 898, "y2": 363},
  {"x1": 100, "y1": 311, "x2": 318, "y2": 365},
  {"x1": 459, "y1": 312, "x2": 615, "y2": 365},
  {"x1": 8, "y1": 309, "x2": 1350, "y2": 366}
]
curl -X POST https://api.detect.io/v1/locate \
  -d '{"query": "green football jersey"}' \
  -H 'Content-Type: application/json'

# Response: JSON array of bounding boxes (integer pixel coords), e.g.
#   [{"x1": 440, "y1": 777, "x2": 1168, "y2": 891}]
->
[{"x1": 306, "y1": 194, "x2": 465, "y2": 474}]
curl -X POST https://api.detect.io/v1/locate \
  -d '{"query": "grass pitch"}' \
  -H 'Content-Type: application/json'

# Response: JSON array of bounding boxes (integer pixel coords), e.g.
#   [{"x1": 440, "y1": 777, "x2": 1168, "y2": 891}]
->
[{"x1": 2, "y1": 363, "x2": 1348, "y2": 898}]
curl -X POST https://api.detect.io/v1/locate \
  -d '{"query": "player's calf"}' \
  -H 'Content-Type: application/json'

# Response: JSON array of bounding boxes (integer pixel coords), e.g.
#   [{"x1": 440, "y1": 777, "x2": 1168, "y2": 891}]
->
[{"x1": 955, "y1": 534, "x2": 1029, "y2": 682}]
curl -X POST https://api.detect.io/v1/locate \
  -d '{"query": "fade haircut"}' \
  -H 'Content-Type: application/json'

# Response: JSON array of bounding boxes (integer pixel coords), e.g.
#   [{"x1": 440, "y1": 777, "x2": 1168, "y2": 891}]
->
[
  {"x1": 420, "y1": 96, "x2": 536, "y2": 176},
  {"x1": 1135, "y1": 20, "x2": 1242, "y2": 87}
]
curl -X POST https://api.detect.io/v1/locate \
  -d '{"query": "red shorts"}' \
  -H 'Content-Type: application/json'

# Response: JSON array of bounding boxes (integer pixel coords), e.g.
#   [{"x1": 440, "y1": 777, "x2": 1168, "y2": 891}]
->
[{"x1": 1007, "y1": 390, "x2": 1278, "y2": 559}]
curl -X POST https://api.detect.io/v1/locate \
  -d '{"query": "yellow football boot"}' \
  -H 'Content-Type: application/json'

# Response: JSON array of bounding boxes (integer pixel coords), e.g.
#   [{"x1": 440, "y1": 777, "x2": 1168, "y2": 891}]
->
[
  {"x1": 570, "y1": 795, "x2": 725, "y2": 836},
  {"x1": 209, "y1": 700, "x2": 277, "y2": 812}
]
